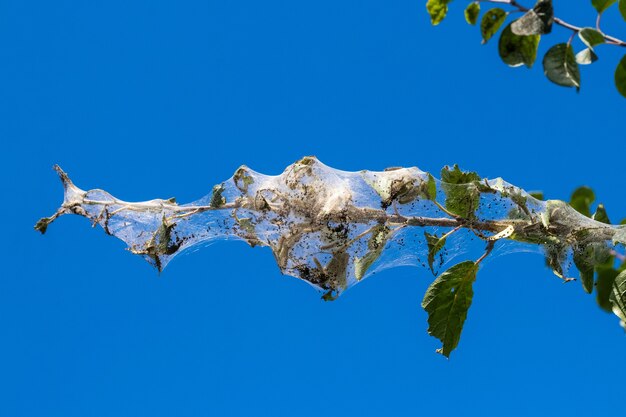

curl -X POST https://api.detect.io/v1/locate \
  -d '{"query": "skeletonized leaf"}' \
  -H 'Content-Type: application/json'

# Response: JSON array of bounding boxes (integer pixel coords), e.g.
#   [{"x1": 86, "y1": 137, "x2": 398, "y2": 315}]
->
[
  {"x1": 499, "y1": 23, "x2": 540, "y2": 68},
  {"x1": 543, "y1": 43, "x2": 581, "y2": 90},
  {"x1": 326, "y1": 250, "x2": 350, "y2": 290},
  {"x1": 544, "y1": 242, "x2": 568, "y2": 278},
  {"x1": 427, "y1": 0, "x2": 451, "y2": 25},
  {"x1": 209, "y1": 183, "x2": 226, "y2": 208},
  {"x1": 354, "y1": 225, "x2": 391, "y2": 280},
  {"x1": 465, "y1": 2, "x2": 480, "y2": 25},
  {"x1": 421, "y1": 261, "x2": 479, "y2": 358},
  {"x1": 481, "y1": 8, "x2": 507, "y2": 44},
  {"x1": 511, "y1": 0, "x2": 553, "y2": 35},
  {"x1": 616, "y1": 55, "x2": 626, "y2": 98},
  {"x1": 591, "y1": 0, "x2": 617, "y2": 14}
]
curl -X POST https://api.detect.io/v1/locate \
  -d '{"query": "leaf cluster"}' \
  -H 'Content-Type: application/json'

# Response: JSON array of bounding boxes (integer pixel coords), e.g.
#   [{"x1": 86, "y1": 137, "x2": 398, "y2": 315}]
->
[{"x1": 426, "y1": 0, "x2": 626, "y2": 97}]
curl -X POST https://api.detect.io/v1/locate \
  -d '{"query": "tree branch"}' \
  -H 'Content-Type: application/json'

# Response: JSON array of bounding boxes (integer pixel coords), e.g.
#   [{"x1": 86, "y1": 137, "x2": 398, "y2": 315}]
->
[{"x1": 479, "y1": 0, "x2": 626, "y2": 46}]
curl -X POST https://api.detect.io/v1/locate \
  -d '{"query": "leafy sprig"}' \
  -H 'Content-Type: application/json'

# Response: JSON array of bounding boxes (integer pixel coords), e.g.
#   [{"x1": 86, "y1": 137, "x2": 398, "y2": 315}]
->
[{"x1": 427, "y1": 0, "x2": 626, "y2": 97}]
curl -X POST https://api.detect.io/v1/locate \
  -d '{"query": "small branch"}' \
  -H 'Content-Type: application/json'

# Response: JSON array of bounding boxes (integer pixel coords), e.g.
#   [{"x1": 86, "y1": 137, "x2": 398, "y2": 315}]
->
[{"x1": 479, "y1": 0, "x2": 626, "y2": 47}]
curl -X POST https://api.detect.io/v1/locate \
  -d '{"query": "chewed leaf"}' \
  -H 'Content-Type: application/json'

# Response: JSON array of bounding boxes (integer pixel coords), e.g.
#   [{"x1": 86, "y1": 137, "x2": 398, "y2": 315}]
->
[
  {"x1": 481, "y1": 8, "x2": 507, "y2": 44},
  {"x1": 425, "y1": 232, "x2": 447, "y2": 275}
]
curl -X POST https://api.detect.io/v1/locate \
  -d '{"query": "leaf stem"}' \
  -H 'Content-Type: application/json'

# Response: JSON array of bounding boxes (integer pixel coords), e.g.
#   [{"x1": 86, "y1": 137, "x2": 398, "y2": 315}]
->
[{"x1": 475, "y1": 240, "x2": 495, "y2": 265}]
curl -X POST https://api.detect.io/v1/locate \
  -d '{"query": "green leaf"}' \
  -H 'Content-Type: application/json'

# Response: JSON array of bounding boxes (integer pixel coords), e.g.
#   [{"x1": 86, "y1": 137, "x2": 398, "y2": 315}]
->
[
  {"x1": 511, "y1": 0, "x2": 553, "y2": 35},
  {"x1": 569, "y1": 186, "x2": 595, "y2": 217},
  {"x1": 620, "y1": 0, "x2": 626, "y2": 21},
  {"x1": 543, "y1": 43, "x2": 581, "y2": 90},
  {"x1": 529, "y1": 191, "x2": 544, "y2": 201},
  {"x1": 423, "y1": 173, "x2": 438, "y2": 201},
  {"x1": 354, "y1": 225, "x2": 391, "y2": 280},
  {"x1": 440, "y1": 165, "x2": 480, "y2": 189},
  {"x1": 575, "y1": 48, "x2": 599, "y2": 65},
  {"x1": 615, "y1": 55, "x2": 626, "y2": 98},
  {"x1": 573, "y1": 243, "x2": 611, "y2": 293},
  {"x1": 596, "y1": 266, "x2": 619, "y2": 312},
  {"x1": 592, "y1": 0, "x2": 617, "y2": 14},
  {"x1": 480, "y1": 8, "x2": 507, "y2": 44},
  {"x1": 465, "y1": 2, "x2": 480, "y2": 25},
  {"x1": 498, "y1": 23, "x2": 541, "y2": 68},
  {"x1": 576, "y1": 29, "x2": 603, "y2": 66},
  {"x1": 611, "y1": 270, "x2": 626, "y2": 328},
  {"x1": 578, "y1": 28, "x2": 605, "y2": 50},
  {"x1": 421, "y1": 261, "x2": 479, "y2": 358},
  {"x1": 593, "y1": 204, "x2": 611, "y2": 224},
  {"x1": 440, "y1": 165, "x2": 481, "y2": 219},
  {"x1": 427, "y1": 0, "x2": 451, "y2": 25},
  {"x1": 425, "y1": 232, "x2": 448, "y2": 275}
]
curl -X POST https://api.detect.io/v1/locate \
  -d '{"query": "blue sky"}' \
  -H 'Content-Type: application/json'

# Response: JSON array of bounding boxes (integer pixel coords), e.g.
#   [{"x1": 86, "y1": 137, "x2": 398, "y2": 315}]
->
[{"x1": 2, "y1": 1, "x2": 625, "y2": 416}]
